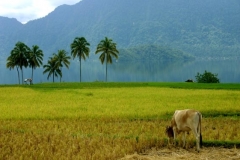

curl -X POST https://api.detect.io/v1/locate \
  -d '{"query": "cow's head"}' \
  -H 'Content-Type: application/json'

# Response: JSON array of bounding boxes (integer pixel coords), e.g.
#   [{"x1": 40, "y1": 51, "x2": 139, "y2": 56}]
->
[{"x1": 165, "y1": 126, "x2": 174, "y2": 138}]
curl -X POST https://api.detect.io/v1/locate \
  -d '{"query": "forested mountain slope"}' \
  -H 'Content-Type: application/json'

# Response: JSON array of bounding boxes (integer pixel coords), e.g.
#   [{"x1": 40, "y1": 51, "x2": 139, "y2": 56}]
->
[{"x1": 0, "y1": 0, "x2": 239, "y2": 61}]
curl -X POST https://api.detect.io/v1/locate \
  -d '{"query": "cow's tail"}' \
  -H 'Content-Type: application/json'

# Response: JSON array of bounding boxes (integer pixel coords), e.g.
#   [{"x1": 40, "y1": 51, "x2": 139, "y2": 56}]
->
[{"x1": 198, "y1": 112, "x2": 203, "y2": 148}]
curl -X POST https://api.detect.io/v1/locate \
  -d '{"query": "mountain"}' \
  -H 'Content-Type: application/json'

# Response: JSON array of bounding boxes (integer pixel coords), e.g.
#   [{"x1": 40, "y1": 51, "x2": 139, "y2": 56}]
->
[
  {"x1": 0, "y1": 0, "x2": 240, "y2": 61},
  {"x1": 0, "y1": 17, "x2": 23, "y2": 57},
  {"x1": 119, "y1": 45, "x2": 195, "y2": 61}
]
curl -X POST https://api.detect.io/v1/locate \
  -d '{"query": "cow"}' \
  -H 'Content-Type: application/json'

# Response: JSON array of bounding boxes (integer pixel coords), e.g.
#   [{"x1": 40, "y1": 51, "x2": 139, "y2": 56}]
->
[
  {"x1": 24, "y1": 78, "x2": 33, "y2": 85},
  {"x1": 165, "y1": 109, "x2": 202, "y2": 152}
]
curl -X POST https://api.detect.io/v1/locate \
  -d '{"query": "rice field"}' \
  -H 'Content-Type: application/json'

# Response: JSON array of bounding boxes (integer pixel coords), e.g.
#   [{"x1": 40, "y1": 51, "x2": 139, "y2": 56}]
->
[{"x1": 0, "y1": 83, "x2": 240, "y2": 159}]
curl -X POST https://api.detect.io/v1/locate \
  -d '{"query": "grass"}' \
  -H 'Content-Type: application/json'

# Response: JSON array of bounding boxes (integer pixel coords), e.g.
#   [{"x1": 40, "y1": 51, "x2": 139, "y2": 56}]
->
[
  {"x1": 1, "y1": 84, "x2": 240, "y2": 120},
  {"x1": 0, "y1": 82, "x2": 240, "y2": 159},
  {"x1": 203, "y1": 140, "x2": 240, "y2": 148},
  {"x1": 4, "y1": 82, "x2": 240, "y2": 90}
]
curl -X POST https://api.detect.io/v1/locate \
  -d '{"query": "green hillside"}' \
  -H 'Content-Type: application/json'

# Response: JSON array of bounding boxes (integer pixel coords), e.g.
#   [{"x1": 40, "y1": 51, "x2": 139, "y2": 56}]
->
[
  {"x1": 119, "y1": 45, "x2": 195, "y2": 61},
  {"x1": 0, "y1": 0, "x2": 240, "y2": 61}
]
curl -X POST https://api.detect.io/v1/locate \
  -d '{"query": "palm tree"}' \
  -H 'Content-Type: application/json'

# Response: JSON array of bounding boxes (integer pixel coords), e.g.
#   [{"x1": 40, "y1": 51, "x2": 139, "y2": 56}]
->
[
  {"x1": 43, "y1": 57, "x2": 62, "y2": 83},
  {"x1": 95, "y1": 37, "x2": 119, "y2": 82},
  {"x1": 53, "y1": 50, "x2": 71, "y2": 82},
  {"x1": 10, "y1": 42, "x2": 29, "y2": 84},
  {"x1": 28, "y1": 45, "x2": 44, "y2": 83},
  {"x1": 70, "y1": 37, "x2": 90, "y2": 82},
  {"x1": 6, "y1": 53, "x2": 20, "y2": 84}
]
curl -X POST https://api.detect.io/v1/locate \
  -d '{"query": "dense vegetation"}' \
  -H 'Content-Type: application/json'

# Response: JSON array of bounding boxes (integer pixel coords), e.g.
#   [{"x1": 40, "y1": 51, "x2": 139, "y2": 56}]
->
[
  {"x1": 119, "y1": 45, "x2": 195, "y2": 61},
  {"x1": 0, "y1": 0, "x2": 240, "y2": 62},
  {"x1": 195, "y1": 70, "x2": 220, "y2": 83}
]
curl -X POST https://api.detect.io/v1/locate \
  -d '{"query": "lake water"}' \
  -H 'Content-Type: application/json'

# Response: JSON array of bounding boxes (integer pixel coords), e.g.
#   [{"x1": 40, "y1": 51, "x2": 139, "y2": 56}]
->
[{"x1": 0, "y1": 58, "x2": 240, "y2": 84}]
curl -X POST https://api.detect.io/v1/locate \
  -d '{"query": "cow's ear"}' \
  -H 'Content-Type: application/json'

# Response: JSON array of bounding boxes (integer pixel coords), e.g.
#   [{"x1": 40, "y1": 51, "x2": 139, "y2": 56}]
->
[
  {"x1": 165, "y1": 126, "x2": 168, "y2": 131},
  {"x1": 166, "y1": 126, "x2": 170, "y2": 131}
]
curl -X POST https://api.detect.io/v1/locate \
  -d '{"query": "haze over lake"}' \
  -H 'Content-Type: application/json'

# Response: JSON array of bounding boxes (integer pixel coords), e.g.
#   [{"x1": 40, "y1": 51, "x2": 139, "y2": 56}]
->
[{"x1": 1, "y1": 58, "x2": 239, "y2": 84}]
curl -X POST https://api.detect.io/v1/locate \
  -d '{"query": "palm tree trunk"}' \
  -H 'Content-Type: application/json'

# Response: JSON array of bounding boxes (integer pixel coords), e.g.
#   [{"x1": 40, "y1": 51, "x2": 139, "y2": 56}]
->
[
  {"x1": 60, "y1": 68, "x2": 62, "y2": 82},
  {"x1": 31, "y1": 67, "x2": 34, "y2": 83},
  {"x1": 21, "y1": 68, "x2": 24, "y2": 85},
  {"x1": 106, "y1": 61, "x2": 108, "y2": 82},
  {"x1": 79, "y1": 57, "x2": 82, "y2": 82},
  {"x1": 17, "y1": 67, "x2": 20, "y2": 85}
]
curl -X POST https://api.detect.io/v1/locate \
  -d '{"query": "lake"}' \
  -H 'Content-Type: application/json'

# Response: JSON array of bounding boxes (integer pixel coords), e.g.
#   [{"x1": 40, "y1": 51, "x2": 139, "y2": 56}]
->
[{"x1": 0, "y1": 58, "x2": 240, "y2": 84}]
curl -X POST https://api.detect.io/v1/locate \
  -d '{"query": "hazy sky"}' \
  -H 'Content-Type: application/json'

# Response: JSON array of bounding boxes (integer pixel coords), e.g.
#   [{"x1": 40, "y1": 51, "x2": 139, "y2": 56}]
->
[{"x1": 0, "y1": 0, "x2": 80, "y2": 24}]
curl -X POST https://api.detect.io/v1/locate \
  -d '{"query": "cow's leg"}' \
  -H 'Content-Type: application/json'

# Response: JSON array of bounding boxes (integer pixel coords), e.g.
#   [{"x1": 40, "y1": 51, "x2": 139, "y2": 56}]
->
[
  {"x1": 182, "y1": 131, "x2": 186, "y2": 148},
  {"x1": 167, "y1": 137, "x2": 173, "y2": 147},
  {"x1": 173, "y1": 127, "x2": 177, "y2": 146},
  {"x1": 192, "y1": 129, "x2": 200, "y2": 152}
]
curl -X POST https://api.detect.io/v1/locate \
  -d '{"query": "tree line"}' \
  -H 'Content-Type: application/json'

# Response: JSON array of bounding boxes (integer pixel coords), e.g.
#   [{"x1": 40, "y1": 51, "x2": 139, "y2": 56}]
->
[{"x1": 6, "y1": 37, "x2": 119, "y2": 84}]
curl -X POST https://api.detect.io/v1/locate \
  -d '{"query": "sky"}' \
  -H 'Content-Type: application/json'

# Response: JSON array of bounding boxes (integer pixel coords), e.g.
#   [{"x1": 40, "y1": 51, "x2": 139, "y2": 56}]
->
[{"x1": 0, "y1": 0, "x2": 80, "y2": 24}]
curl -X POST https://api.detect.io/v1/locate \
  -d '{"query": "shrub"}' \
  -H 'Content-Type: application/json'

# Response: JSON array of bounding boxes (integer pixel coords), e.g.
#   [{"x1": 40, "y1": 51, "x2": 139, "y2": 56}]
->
[{"x1": 195, "y1": 70, "x2": 220, "y2": 83}]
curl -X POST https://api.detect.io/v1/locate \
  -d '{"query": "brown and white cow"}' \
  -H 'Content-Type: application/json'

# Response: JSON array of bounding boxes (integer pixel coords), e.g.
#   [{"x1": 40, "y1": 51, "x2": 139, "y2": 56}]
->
[{"x1": 166, "y1": 109, "x2": 202, "y2": 152}]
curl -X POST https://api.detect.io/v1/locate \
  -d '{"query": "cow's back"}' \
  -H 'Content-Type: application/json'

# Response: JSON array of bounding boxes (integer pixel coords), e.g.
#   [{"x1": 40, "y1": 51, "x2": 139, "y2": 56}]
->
[{"x1": 172, "y1": 109, "x2": 199, "y2": 132}]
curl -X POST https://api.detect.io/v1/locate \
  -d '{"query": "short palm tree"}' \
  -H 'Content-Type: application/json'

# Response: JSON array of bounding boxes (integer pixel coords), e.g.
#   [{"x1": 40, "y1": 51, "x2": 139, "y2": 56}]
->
[
  {"x1": 70, "y1": 37, "x2": 90, "y2": 82},
  {"x1": 95, "y1": 37, "x2": 119, "y2": 82},
  {"x1": 10, "y1": 42, "x2": 29, "y2": 84},
  {"x1": 28, "y1": 45, "x2": 44, "y2": 83},
  {"x1": 6, "y1": 53, "x2": 20, "y2": 84},
  {"x1": 43, "y1": 57, "x2": 62, "y2": 83},
  {"x1": 53, "y1": 50, "x2": 71, "y2": 82}
]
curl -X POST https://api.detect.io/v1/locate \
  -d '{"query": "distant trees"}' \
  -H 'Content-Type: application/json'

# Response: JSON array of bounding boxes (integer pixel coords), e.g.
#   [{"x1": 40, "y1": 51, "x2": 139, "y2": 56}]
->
[
  {"x1": 6, "y1": 53, "x2": 20, "y2": 84},
  {"x1": 95, "y1": 37, "x2": 119, "y2": 82},
  {"x1": 43, "y1": 50, "x2": 70, "y2": 83},
  {"x1": 7, "y1": 37, "x2": 119, "y2": 84},
  {"x1": 53, "y1": 50, "x2": 71, "y2": 82},
  {"x1": 43, "y1": 56, "x2": 62, "y2": 83},
  {"x1": 70, "y1": 37, "x2": 90, "y2": 82},
  {"x1": 6, "y1": 42, "x2": 44, "y2": 84},
  {"x1": 118, "y1": 45, "x2": 194, "y2": 61},
  {"x1": 195, "y1": 70, "x2": 220, "y2": 83},
  {"x1": 28, "y1": 45, "x2": 44, "y2": 82},
  {"x1": 10, "y1": 42, "x2": 29, "y2": 84}
]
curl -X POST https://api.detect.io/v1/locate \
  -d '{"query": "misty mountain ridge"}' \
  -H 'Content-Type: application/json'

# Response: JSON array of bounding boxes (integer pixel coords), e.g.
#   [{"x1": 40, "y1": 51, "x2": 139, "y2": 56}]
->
[{"x1": 0, "y1": 0, "x2": 240, "y2": 62}]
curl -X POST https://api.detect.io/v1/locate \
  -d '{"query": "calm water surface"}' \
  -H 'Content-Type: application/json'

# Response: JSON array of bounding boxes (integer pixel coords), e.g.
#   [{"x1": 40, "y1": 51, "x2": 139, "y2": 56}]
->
[{"x1": 0, "y1": 59, "x2": 239, "y2": 84}]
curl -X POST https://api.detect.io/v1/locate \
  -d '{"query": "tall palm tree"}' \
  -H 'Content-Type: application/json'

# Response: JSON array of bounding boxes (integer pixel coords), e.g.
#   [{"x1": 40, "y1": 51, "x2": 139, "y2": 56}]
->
[
  {"x1": 10, "y1": 42, "x2": 29, "y2": 84},
  {"x1": 70, "y1": 37, "x2": 90, "y2": 82},
  {"x1": 6, "y1": 53, "x2": 20, "y2": 84},
  {"x1": 95, "y1": 37, "x2": 119, "y2": 82},
  {"x1": 43, "y1": 57, "x2": 62, "y2": 83},
  {"x1": 28, "y1": 45, "x2": 44, "y2": 83},
  {"x1": 53, "y1": 50, "x2": 71, "y2": 82}
]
